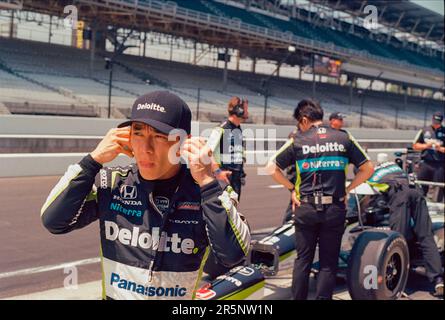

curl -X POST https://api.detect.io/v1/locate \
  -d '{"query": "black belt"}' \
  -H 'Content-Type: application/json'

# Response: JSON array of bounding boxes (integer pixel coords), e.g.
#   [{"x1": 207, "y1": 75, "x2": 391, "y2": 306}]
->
[{"x1": 300, "y1": 195, "x2": 345, "y2": 205}]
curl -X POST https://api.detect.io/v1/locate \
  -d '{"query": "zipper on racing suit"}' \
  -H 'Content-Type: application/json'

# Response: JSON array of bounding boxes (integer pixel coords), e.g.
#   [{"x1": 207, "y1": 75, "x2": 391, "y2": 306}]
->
[{"x1": 146, "y1": 180, "x2": 183, "y2": 283}]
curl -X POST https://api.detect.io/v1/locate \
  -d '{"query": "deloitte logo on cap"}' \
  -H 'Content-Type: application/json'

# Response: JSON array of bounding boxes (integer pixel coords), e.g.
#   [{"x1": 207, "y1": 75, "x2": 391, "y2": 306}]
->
[{"x1": 137, "y1": 103, "x2": 166, "y2": 113}]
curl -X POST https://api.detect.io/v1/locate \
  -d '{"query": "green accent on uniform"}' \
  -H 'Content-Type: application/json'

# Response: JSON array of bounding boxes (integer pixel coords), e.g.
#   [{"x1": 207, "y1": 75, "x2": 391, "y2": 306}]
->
[
  {"x1": 219, "y1": 280, "x2": 265, "y2": 300},
  {"x1": 294, "y1": 162, "x2": 301, "y2": 199},
  {"x1": 111, "y1": 170, "x2": 129, "y2": 189},
  {"x1": 279, "y1": 250, "x2": 296, "y2": 262},
  {"x1": 40, "y1": 170, "x2": 82, "y2": 216},
  {"x1": 192, "y1": 246, "x2": 210, "y2": 300},
  {"x1": 347, "y1": 131, "x2": 369, "y2": 160},
  {"x1": 85, "y1": 190, "x2": 98, "y2": 202},
  {"x1": 367, "y1": 181, "x2": 390, "y2": 193},
  {"x1": 270, "y1": 138, "x2": 294, "y2": 163},
  {"x1": 227, "y1": 217, "x2": 249, "y2": 255},
  {"x1": 220, "y1": 191, "x2": 249, "y2": 255}
]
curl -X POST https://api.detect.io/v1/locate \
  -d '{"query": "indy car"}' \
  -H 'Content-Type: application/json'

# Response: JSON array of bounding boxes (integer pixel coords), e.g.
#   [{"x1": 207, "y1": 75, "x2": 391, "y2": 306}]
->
[{"x1": 196, "y1": 152, "x2": 444, "y2": 300}]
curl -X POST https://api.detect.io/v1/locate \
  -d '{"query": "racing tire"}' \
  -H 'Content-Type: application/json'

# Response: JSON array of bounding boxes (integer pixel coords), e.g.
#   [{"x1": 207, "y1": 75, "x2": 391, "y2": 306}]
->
[{"x1": 347, "y1": 229, "x2": 410, "y2": 300}]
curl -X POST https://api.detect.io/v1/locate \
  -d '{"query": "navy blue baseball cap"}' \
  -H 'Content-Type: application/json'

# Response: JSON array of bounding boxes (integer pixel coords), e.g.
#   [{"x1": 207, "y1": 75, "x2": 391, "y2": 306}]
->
[
  {"x1": 118, "y1": 91, "x2": 192, "y2": 134},
  {"x1": 329, "y1": 112, "x2": 346, "y2": 120}
]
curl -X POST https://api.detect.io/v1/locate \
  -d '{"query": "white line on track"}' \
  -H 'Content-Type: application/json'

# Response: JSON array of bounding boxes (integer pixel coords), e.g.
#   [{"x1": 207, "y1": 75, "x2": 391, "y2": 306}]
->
[
  {"x1": 268, "y1": 185, "x2": 284, "y2": 189},
  {"x1": 0, "y1": 257, "x2": 101, "y2": 280}
]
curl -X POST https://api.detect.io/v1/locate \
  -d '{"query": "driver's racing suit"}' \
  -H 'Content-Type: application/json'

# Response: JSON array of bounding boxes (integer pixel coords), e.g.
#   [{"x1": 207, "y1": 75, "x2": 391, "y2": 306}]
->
[
  {"x1": 367, "y1": 161, "x2": 442, "y2": 284},
  {"x1": 41, "y1": 155, "x2": 251, "y2": 300}
]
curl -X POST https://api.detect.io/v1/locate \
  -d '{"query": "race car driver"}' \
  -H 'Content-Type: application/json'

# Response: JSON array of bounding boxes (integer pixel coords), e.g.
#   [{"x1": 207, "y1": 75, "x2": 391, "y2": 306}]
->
[
  {"x1": 40, "y1": 91, "x2": 251, "y2": 300},
  {"x1": 413, "y1": 111, "x2": 445, "y2": 202},
  {"x1": 267, "y1": 99, "x2": 374, "y2": 300},
  {"x1": 367, "y1": 153, "x2": 444, "y2": 297}
]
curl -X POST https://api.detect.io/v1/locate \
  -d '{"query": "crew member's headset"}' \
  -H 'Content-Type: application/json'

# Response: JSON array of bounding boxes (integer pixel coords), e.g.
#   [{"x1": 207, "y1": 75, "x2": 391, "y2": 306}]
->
[{"x1": 229, "y1": 98, "x2": 247, "y2": 118}]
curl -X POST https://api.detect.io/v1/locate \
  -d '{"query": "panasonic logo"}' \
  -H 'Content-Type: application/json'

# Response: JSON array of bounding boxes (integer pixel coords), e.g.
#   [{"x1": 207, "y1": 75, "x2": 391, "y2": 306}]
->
[
  {"x1": 110, "y1": 273, "x2": 187, "y2": 297},
  {"x1": 302, "y1": 142, "x2": 345, "y2": 154},
  {"x1": 104, "y1": 221, "x2": 195, "y2": 254},
  {"x1": 137, "y1": 103, "x2": 166, "y2": 113}
]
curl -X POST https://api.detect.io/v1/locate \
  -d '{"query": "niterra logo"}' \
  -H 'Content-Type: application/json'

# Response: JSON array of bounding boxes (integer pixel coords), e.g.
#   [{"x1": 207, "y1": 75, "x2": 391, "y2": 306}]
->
[
  {"x1": 110, "y1": 202, "x2": 142, "y2": 218},
  {"x1": 110, "y1": 273, "x2": 187, "y2": 297},
  {"x1": 137, "y1": 103, "x2": 166, "y2": 113},
  {"x1": 302, "y1": 142, "x2": 345, "y2": 154},
  {"x1": 105, "y1": 221, "x2": 195, "y2": 254},
  {"x1": 298, "y1": 156, "x2": 348, "y2": 172}
]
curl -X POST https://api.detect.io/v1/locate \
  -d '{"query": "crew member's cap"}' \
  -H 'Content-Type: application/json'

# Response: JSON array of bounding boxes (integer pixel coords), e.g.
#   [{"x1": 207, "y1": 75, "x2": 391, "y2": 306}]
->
[
  {"x1": 329, "y1": 112, "x2": 346, "y2": 120},
  {"x1": 118, "y1": 91, "x2": 192, "y2": 134},
  {"x1": 432, "y1": 111, "x2": 443, "y2": 124}
]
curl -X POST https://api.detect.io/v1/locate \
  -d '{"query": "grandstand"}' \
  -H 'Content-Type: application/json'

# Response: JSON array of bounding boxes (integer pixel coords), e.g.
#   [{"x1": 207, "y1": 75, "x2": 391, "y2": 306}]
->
[{"x1": 0, "y1": 0, "x2": 443, "y2": 129}]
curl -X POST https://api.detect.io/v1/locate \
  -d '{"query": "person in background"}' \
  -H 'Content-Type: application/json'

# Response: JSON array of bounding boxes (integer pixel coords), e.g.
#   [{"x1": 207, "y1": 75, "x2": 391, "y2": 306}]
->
[{"x1": 329, "y1": 112, "x2": 346, "y2": 130}]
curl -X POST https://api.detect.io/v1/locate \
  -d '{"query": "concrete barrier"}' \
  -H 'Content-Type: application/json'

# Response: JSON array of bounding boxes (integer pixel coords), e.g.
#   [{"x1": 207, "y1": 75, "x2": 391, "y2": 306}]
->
[
  {"x1": 0, "y1": 115, "x2": 420, "y2": 177},
  {"x1": 0, "y1": 153, "x2": 134, "y2": 177},
  {"x1": 0, "y1": 115, "x2": 418, "y2": 139}
]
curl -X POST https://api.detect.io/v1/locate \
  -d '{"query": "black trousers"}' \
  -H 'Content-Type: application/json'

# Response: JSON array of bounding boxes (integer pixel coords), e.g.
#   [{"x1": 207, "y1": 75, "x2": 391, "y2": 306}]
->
[
  {"x1": 385, "y1": 184, "x2": 443, "y2": 283},
  {"x1": 417, "y1": 160, "x2": 444, "y2": 202},
  {"x1": 292, "y1": 202, "x2": 346, "y2": 300},
  {"x1": 228, "y1": 170, "x2": 242, "y2": 201}
]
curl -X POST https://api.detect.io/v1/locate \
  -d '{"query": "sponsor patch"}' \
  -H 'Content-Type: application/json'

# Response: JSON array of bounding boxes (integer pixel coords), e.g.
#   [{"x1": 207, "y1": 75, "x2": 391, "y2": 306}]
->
[
  {"x1": 177, "y1": 201, "x2": 201, "y2": 211},
  {"x1": 195, "y1": 287, "x2": 216, "y2": 300},
  {"x1": 297, "y1": 156, "x2": 348, "y2": 172},
  {"x1": 110, "y1": 272, "x2": 186, "y2": 297}
]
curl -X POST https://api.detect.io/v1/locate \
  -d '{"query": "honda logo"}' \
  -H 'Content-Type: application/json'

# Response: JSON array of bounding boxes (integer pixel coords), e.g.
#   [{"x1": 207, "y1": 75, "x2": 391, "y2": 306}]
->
[{"x1": 120, "y1": 185, "x2": 137, "y2": 200}]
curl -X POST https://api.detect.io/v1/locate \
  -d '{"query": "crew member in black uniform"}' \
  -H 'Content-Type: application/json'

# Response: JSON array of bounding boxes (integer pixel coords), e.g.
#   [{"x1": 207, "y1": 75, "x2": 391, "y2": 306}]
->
[
  {"x1": 329, "y1": 112, "x2": 346, "y2": 130},
  {"x1": 205, "y1": 96, "x2": 249, "y2": 279},
  {"x1": 267, "y1": 99, "x2": 374, "y2": 300},
  {"x1": 413, "y1": 111, "x2": 445, "y2": 202},
  {"x1": 211, "y1": 96, "x2": 248, "y2": 201}
]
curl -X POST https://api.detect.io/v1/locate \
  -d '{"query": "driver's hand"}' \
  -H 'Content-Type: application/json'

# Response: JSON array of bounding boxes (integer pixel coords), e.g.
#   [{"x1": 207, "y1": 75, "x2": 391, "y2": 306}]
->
[
  {"x1": 181, "y1": 137, "x2": 215, "y2": 187},
  {"x1": 90, "y1": 127, "x2": 133, "y2": 164},
  {"x1": 215, "y1": 170, "x2": 232, "y2": 184}
]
